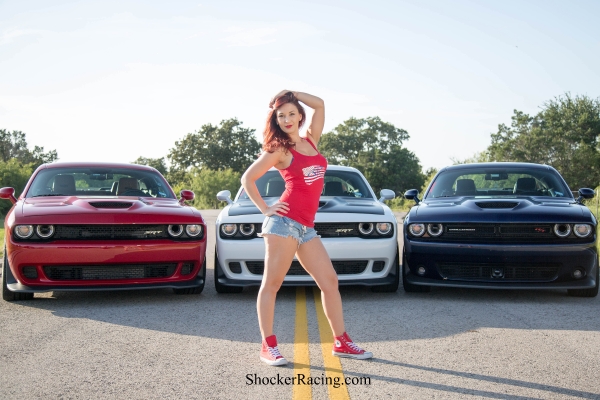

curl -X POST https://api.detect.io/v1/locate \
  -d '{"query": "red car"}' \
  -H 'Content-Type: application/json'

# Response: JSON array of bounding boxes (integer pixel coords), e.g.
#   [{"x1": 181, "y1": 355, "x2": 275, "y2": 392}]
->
[{"x1": 1, "y1": 162, "x2": 207, "y2": 301}]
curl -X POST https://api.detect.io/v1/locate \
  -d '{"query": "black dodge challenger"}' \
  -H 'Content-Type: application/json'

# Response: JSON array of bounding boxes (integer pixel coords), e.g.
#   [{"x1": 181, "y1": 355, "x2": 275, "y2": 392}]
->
[{"x1": 402, "y1": 162, "x2": 597, "y2": 297}]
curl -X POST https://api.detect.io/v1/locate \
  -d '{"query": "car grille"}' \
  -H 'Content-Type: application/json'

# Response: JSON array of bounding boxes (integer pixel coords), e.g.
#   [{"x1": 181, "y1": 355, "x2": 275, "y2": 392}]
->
[
  {"x1": 245, "y1": 260, "x2": 368, "y2": 275},
  {"x1": 438, "y1": 262, "x2": 560, "y2": 281},
  {"x1": 89, "y1": 202, "x2": 133, "y2": 209},
  {"x1": 475, "y1": 202, "x2": 518, "y2": 209},
  {"x1": 437, "y1": 224, "x2": 568, "y2": 243},
  {"x1": 314, "y1": 223, "x2": 360, "y2": 237},
  {"x1": 53, "y1": 225, "x2": 169, "y2": 240},
  {"x1": 43, "y1": 263, "x2": 177, "y2": 280}
]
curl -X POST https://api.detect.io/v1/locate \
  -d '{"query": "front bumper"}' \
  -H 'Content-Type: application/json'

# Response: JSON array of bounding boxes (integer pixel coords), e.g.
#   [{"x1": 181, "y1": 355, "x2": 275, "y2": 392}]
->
[
  {"x1": 216, "y1": 236, "x2": 398, "y2": 287},
  {"x1": 404, "y1": 238, "x2": 598, "y2": 289}
]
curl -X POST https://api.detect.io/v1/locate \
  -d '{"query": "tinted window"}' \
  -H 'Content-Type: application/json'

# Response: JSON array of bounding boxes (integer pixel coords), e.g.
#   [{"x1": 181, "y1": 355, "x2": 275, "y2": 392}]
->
[
  {"x1": 425, "y1": 167, "x2": 571, "y2": 199},
  {"x1": 26, "y1": 167, "x2": 175, "y2": 199},
  {"x1": 238, "y1": 170, "x2": 373, "y2": 200}
]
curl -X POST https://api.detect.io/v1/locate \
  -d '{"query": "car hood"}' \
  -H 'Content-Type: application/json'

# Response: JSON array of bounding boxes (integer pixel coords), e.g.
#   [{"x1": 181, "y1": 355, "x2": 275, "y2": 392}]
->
[
  {"x1": 15, "y1": 196, "x2": 201, "y2": 224},
  {"x1": 409, "y1": 198, "x2": 590, "y2": 223},
  {"x1": 228, "y1": 197, "x2": 385, "y2": 216}
]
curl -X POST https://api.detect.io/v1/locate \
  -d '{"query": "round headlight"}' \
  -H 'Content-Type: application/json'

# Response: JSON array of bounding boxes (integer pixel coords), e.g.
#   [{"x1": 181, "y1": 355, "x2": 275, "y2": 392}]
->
[
  {"x1": 185, "y1": 224, "x2": 203, "y2": 237},
  {"x1": 427, "y1": 223, "x2": 443, "y2": 237},
  {"x1": 220, "y1": 223, "x2": 237, "y2": 237},
  {"x1": 36, "y1": 225, "x2": 55, "y2": 239},
  {"x1": 358, "y1": 223, "x2": 374, "y2": 235},
  {"x1": 573, "y1": 224, "x2": 592, "y2": 238},
  {"x1": 167, "y1": 224, "x2": 184, "y2": 237},
  {"x1": 376, "y1": 222, "x2": 392, "y2": 235},
  {"x1": 408, "y1": 223, "x2": 425, "y2": 237},
  {"x1": 553, "y1": 223, "x2": 571, "y2": 238},
  {"x1": 239, "y1": 223, "x2": 255, "y2": 236},
  {"x1": 15, "y1": 225, "x2": 34, "y2": 239}
]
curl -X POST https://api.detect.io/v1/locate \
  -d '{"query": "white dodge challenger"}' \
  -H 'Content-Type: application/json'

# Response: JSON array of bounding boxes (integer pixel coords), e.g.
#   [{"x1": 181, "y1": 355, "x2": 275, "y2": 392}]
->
[{"x1": 214, "y1": 165, "x2": 400, "y2": 293}]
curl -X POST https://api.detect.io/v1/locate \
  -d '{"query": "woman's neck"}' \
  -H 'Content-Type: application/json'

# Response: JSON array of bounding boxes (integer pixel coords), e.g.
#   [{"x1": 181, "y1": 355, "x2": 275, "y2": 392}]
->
[{"x1": 287, "y1": 132, "x2": 301, "y2": 143}]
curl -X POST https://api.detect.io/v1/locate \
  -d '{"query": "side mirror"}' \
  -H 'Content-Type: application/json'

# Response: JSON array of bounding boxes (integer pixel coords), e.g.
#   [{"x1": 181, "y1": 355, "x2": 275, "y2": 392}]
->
[
  {"x1": 179, "y1": 190, "x2": 195, "y2": 204},
  {"x1": 378, "y1": 189, "x2": 395, "y2": 203},
  {"x1": 404, "y1": 189, "x2": 420, "y2": 204},
  {"x1": 576, "y1": 188, "x2": 595, "y2": 203},
  {"x1": 0, "y1": 187, "x2": 17, "y2": 204},
  {"x1": 217, "y1": 190, "x2": 233, "y2": 205}
]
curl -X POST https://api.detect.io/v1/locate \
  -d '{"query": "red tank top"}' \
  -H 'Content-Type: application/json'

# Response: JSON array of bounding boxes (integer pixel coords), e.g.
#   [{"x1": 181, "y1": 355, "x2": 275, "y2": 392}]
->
[{"x1": 279, "y1": 138, "x2": 327, "y2": 227}]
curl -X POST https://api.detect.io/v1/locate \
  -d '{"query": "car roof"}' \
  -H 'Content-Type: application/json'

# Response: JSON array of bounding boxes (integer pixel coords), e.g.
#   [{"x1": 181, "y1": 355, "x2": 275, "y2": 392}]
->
[
  {"x1": 37, "y1": 162, "x2": 156, "y2": 171},
  {"x1": 439, "y1": 162, "x2": 553, "y2": 172}
]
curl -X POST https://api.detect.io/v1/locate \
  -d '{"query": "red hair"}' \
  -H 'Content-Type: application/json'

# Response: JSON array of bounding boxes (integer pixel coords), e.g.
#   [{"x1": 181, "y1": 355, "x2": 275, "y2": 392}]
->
[{"x1": 263, "y1": 92, "x2": 306, "y2": 153}]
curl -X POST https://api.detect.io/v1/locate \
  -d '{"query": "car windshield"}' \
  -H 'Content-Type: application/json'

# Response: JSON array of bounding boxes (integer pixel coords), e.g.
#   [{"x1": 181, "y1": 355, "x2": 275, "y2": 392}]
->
[
  {"x1": 425, "y1": 167, "x2": 571, "y2": 199},
  {"x1": 26, "y1": 167, "x2": 175, "y2": 199},
  {"x1": 237, "y1": 170, "x2": 374, "y2": 200}
]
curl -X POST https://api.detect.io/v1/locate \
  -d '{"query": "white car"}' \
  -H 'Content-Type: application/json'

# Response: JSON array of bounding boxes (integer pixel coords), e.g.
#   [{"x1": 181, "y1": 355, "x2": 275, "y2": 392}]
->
[{"x1": 214, "y1": 165, "x2": 399, "y2": 293}]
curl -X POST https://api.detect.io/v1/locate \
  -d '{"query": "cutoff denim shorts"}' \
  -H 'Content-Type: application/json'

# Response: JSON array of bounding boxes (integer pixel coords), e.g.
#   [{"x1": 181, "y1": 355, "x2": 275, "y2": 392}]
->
[{"x1": 259, "y1": 215, "x2": 320, "y2": 245}]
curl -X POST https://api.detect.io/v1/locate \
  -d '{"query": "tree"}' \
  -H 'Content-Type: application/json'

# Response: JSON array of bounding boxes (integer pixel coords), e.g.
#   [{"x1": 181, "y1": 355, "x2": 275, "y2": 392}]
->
[
  {"x1": 487, "y1": 94, "x2": 600, "y2": 189},
  {"x1": 319, "y1": 117, "x2": 425, "y2": 195},
  {"x1": 132, "y1": 156, "x2": 168, "y2": 176},
  {"x1": 0, "y1": 159, "x2": 33, "y2": 217},
  {"x1": 167, "y1": 119, "x2": 260, "y2": 184},
  {"x1": 0, "y1": 129, "x2": 58, "y2": 168},
  {"x1": 173, "y1": 168, "x2": 241, "y2": 209}
]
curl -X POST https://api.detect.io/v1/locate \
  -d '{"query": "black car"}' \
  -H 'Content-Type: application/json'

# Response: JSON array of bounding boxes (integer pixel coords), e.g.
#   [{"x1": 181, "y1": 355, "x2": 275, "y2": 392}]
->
[{"x1": 402, "y1": 162, "x2": 598, "y2": 297}]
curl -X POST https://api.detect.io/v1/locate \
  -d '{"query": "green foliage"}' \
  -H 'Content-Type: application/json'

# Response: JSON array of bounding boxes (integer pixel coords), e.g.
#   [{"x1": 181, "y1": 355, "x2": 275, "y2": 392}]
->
[
  {"x1": 420, "y1": 167, "x2": 439, "y2": 197},
  {"x1": 0, "y1": 129, "x2": 58, "y2": 168},
  {"x1": 179, "y1": 168, "x2": 241, "y2": 209},
  {"x1": 487, "y1": 93, "x2": 600, "y2": 189},
  {"x1": 132, "y1": 156, "x2": 168, "y2": 176},
  {"x1": 451, "y1": 151, "x2": 492, "y2": 165},
  {"x1": 319, "y1": 116, "x2": 425, "y2": 195},
  {"x1": 0, "y1": 228, "x2": 4, "y2": 257},
  {"x1": 0, "y1": 159, "x2": 34, "y2": 217},
  {"x1": 167, "y1": 118, "x2": 260, "y2": 184}
]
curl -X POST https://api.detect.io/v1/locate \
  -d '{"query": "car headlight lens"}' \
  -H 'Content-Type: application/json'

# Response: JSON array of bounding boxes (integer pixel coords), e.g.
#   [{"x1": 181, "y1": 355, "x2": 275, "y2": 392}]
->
[
  {"x1": 553, "y1": 223, "x2": 571, "y2": 238},
  {"x1": 185, "y1": 224, "x2": 203, "y2": 237},
  {"x1": 408, "y1": 223, "x2": 425, "y2": 237},
  {"x1": 36, "y1": 225, "x2": 55, "y2": 239},
  {"x1": 358, "y1": 223, "x2": 374, "y2": 235},
  {"x1": 376, "y1": 222, "x2": 392, "y2": 235},
  {"x1": 15, "y1": 225, "x2": 34, "y2": 239},
  {"x1": 239, "y1": 223, "x2": 255, "y2": 236},
  {"x1": 220, "y1": 223, "x2": 237, "y2": 236},
  {"x1": 167, "y1": 224, "x2": 184, "y2": 237},
  {"x1": 427, "y1": 223, "x2": 443, "y2": 237},
  {"x1": 573, "y1": 224, "x2": 592, "y2": 238}
]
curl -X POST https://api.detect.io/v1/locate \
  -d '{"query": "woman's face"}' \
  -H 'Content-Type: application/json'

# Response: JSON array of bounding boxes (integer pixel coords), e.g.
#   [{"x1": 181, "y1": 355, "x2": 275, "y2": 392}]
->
[{"x1": 276, "y1": 103, "x2": 302, "y2": 134}]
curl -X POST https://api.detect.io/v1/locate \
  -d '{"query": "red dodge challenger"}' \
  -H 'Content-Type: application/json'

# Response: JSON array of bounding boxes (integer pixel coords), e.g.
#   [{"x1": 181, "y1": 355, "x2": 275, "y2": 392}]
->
[{"x1": 1, "y1": 162, "x2": 207, "y2": 301}]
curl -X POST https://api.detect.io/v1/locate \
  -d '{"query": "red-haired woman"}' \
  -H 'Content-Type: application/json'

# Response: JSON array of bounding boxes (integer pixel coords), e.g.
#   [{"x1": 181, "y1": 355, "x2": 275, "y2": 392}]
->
[{"x1": 241, "y1": 90, "x2": 372, "y2": 366}]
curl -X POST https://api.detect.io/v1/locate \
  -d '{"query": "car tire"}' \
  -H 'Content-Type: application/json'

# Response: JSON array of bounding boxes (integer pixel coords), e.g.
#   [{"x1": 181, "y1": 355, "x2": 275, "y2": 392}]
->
[
  {"x1": 371, "y1": 247, "x2": 399, "y2": 293},
  {"x1": 567, "y1": 266, "x2": 599, "y2": 298},
  {"x1": 214, "y1": 249, "x2": 243, "y2": 294},
  {"x1": 402, "y1": 248, "x2": 430, "y2": 293},
  {"x1": 173, "y1": 258, "x2": 206, "y2": 295},
  {"x1": 2, "y1": 247, "x2": 34, "y2": 301}
]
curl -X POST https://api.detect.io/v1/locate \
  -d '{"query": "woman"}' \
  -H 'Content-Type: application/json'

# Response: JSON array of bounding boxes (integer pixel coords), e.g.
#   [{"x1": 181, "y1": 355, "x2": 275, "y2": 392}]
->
[{"x1": 241, "y1": 90, "x2": 372, "y2": 366}]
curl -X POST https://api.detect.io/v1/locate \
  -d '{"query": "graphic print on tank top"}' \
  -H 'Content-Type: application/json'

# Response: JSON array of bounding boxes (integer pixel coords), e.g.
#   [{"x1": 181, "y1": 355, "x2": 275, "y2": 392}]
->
[{"x1": 302, "y1": 165, "x2": 326, "y2": 185}]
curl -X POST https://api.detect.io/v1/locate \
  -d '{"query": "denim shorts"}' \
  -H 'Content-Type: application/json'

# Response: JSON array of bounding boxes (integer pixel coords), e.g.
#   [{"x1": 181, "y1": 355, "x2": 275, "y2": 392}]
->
[{"x1": 259, "y1": 215, "x2": 319, "y2": 245}]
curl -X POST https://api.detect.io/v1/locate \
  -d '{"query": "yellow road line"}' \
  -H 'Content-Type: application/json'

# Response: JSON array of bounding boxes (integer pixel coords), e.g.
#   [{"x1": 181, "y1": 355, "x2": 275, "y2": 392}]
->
[
  {"x1": 313, "y1": 287, "x2": 350, "y2": 400},
  {"x1": 293, "y1": 287, "x2": 311, "y2": 400}
]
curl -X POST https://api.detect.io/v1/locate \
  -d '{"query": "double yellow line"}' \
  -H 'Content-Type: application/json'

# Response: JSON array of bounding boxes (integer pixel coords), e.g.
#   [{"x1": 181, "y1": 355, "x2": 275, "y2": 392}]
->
[{"x1": 293, "y1": 287, "x2": 350, "y2": 400}]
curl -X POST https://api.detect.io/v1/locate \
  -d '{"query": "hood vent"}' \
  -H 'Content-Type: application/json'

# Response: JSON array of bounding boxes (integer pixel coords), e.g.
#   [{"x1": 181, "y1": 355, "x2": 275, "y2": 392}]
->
[
  {"x1": 476, "y1": 202, "x2": 518, "y2": 209},
  {"x1": 89, "y1": 201, "x2": 133, "y2": 209}
]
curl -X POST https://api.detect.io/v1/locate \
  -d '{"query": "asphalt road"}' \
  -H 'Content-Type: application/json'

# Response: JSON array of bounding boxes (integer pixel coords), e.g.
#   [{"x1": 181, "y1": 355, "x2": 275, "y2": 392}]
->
[{"x1": 1, "y1": 210, "x2": 599, "y2": 399}]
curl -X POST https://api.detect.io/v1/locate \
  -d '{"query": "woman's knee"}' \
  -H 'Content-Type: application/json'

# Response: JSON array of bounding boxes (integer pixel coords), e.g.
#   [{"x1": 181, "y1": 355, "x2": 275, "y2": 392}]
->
[{"x1": 317, "y1": 273, "x2": 339, "y2": 293}]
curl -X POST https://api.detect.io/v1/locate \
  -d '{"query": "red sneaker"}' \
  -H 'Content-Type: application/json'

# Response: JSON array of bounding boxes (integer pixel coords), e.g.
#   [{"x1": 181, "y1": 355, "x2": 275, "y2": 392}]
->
[
  {"x1": 332, "y1": 332, "x2": 373, "y2": 359},
  {"x1": 260, "y1": 335, "x2": 287, "y2": 366}
]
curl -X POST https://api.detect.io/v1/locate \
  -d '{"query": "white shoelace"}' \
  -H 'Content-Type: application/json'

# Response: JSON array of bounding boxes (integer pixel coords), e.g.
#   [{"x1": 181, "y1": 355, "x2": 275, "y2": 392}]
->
[
  {"x1": 268, "y1": 345, "x2": 283, "y2": 358},
  {"x1": 345, "y1": 339, "x2": 363, "y2": 353}
]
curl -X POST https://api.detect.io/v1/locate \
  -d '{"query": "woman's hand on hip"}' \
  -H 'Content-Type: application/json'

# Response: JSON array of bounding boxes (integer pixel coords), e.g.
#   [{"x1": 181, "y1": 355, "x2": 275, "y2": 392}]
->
[{"x1": 264, "y1": 201, "x2": 290, "y2": 217}]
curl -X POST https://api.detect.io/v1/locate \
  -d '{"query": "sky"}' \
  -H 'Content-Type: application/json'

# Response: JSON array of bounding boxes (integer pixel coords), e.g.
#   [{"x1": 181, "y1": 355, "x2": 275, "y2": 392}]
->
[{"x1": 1, "y1": 0, "x2": 599, "y2": 172}]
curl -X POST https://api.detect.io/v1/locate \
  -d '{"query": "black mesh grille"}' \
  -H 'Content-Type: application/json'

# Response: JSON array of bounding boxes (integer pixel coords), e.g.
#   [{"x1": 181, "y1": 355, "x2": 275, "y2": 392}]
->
[
  {"x1": 475, "y1": 202, "x2": 518, "y2": 209},
  {"x1": 89, "y1": 202, "x2": 133, "y2": 209},
  {"x1": 22, "y1": 267, "x2": 38, "y2": 279},
  {"x1": 372, "y1": 261, "x2": 385, "y2": 272},
  {"x1": 438, "y1": 262, "x2": 560, "y2": 281},
  {"x1": 434, "y1": 224, "x2": 571, "y2": 243},
  {"x1": 314, "y1": 223, "x2": 359, "y2": 237},
  {"x1": 43, "y1": 264, "x2": 177, "y2": 280},
  {"x1": 229, "y1": 262, "x2": 242, "y2": 274},
  {"x1": 245, "y1": 260, "x2": 368, "y2": 275},
  {"x1": 181, "y1": 263, "x2": 194, "y2": 275},
  {"x1": 54, "y1": 225, "x2": 169, "y2": 240},
  {"x1": 445, "y1": 224, "x2": 496, "y2": 238}
]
